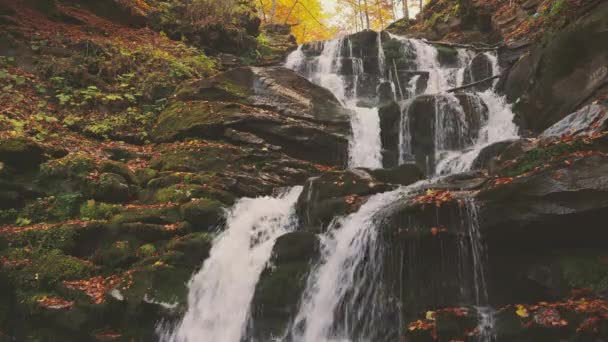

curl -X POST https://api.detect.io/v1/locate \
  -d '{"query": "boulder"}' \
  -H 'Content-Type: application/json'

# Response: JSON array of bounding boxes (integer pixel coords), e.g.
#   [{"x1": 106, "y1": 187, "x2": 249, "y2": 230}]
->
[
  {"x1": 362, "y1": 163, "x2": 424, "y2": 186},
  {"x1": 471, "y1": 139, "x2": 520, "y2": 170},
  {"x1": 540, "y1": 104, "x2": 608, "y2": 138},
  {"x1": 505, "y1": 3, "x2": 608, "y2": 132},
  {"x1": 463, "y1": 53, "x2": 494, "y2": 91},
  {"x1": 250, "y1": 231, "x2": 320, "y2": 340},
  {"x1": 153, "y1": 67, "x2": 351, "y2": 166},
  {"x1": 401, "y1": 93, "x2": 488, "y2": 174},
  {"x1": 296, "y1": 170, "x2": 394, "y2": 232},
  {"x1": 180, "y1": 199, "x2": 225, "y2": 231},
  {"x1": 0, "y1": 138, "x2": 46, "y2": 170},
  {"x1": 89, "y1": 173, "x2": 133, "y2": 203},
  {"x1": 478, "y1": 154, "x2": 608, "y2": 247}
]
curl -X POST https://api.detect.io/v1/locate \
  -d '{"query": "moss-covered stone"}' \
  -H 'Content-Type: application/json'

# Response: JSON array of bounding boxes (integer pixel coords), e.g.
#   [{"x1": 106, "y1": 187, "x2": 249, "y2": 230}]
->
[
  {"x1": 152, "y1": 101, "x2": 245, "y2": 142},
  {"x1": 89, "y1": 173, "x2": 133, "y2": 203},
  {"x1": 180, "y1": 198, "x2": 224, "y2": 230},
  {"x1": 164, "y1": 232, "x2": 212, "y2": 267},
  {"x1": 560, "y1": 251, "x2": 608, "y2": 292},
  {"x1": 110, "y1": 206, "x2": 180, "y2": 225},
  {"x1": 0, "y1": 137, "x2": 47, "y2": 169},
  {"x1": 250, "y1": 231, "x2": 320, "y2": 340},
  {"x1": 99, "y1": 160, "x2": 138, "y2": 184},
  {"x1": 501, "y1": 140, "x2": 590, "y2": 177},
  {"x1": 92, "y1": 240, "x2": 136, "y2": 268}
]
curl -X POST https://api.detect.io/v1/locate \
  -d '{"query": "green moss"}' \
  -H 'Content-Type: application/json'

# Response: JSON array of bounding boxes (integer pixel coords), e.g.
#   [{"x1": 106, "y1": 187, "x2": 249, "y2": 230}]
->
[
  {"x1": 137, "y1": 244, "x2": 157, "y2": 258},
  {"x1": 19, "y1": 193, "x2": 83, "y2": 224},
  {"x1": 165, "y1": 232, "x2": 212, "y2": 267},
  {"x1": 92, "y1": 240, "x2": 135, "y2": 268},
  {"x1": 561, "y1": 251, "x2": 608, "y2": 292},
  {"x1": 79, "y1": 200, "x2": 123, "y2": 220},
  {"x1": 4, "y1": 249, "x2": 93, "y2": 290},
  {"x1": 39, "y1": 153, "x2": 96, "y2": 181},
  {"x1": 110, "y1": 207, "x2": 180, "y2": 225},
  {"x1": 501, "y1": 140, "x2": 590, "y2": 177},
  {"x1": 9, "y1": 224, "x2": 78, "y2": 252},
  {"x1": 153, "y1": 184, "x2": 207, "y2": 203}
]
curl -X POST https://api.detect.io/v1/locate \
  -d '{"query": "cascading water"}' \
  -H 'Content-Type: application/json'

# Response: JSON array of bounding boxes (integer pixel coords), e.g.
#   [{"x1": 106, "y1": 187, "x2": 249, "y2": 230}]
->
[
  {"x1": 288, "y1": 187, "x2": 414, "y2": 342},
  {"x1": 285, "y1": 36, "x2": 383, "y2": 169},
  {"x1": 166, "y1": 31, "x2": 519, "y2": 342},
  {"x1": 280, "y1": 32, "x2": 514, "y2": 342},
  {"x1": 159, "y1": 187, "x2": 303, "y2": 342}
]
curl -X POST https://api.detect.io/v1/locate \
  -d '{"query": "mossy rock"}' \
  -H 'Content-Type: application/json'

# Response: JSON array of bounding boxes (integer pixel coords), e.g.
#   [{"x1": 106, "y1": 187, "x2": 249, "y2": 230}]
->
[
  {"x1": 250, "y1": 231, "x2": 319, "y2": 340},
  {"x1": 150, "y1": 145, "x2": 244, "y2": 173},
  {"x1": 39, "y1": 154, "x2": 96, "y2": 191},
  {"x1": 134, "y1": 168, "x2": 158, "y2": 186},
  {"x1": 6, "y1": 249, "x2": 94, "y2": 290},
  {"x1": 8, "y1": 224, "x2": 79, "y2": 252},
  {"x1": 121, "y1": 223, "x2": 176, "y2": 243},
  {"x1": 99, "y1": 160, "x2": 138, "y2": 184},
  {"x1": 110, "y1": 206, "x2": 180, "y2": 225},
  {"x1": 152, "y1": 101, "x2": 249, "y2": 142},
  {"x1": 122, "y1": 264, "x2": 190, "y2": 311},
  {"x1": 436, "y1": 45, "x2": 459, "y2": 66},
  {"x1": 180, "y1": 199, "x2": 224, "y2": 231},
  {"x1": 92, "y1": 240, "x2": 136, "y2": 268},
  {"x1": 19, "y1": 193, "x2": 83, "y2": 224},
  {"x1": 88, "y1": 173, "x2": 133, "y2": 203},
  {"x1": 165, "y1": 232, "x2": 212, "y2": 267},
  {"x1": 0, "y1": 137, "x2": 47, "y2": 169},
  {"x1": 560, "y1": 250, "x2": 608, "y2": 293}
]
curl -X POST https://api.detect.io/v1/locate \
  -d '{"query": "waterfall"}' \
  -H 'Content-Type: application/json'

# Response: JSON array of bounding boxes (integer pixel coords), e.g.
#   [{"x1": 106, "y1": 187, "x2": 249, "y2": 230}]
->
[
  {"x1": 159, "y1": 187, "x2": 303, "y2": 342},
  {"x1": 288, "y1": 187, "x2": 413, "y2": 342},
  {"x1": 282, "y1": 33, "x2": 509, "y2": 342},
  {"x1": 285, "y1": 37, "x2": 383, "y2": 169},
  {"x1": 385, "y1": 34, "x2": 519, "y2": 175}
]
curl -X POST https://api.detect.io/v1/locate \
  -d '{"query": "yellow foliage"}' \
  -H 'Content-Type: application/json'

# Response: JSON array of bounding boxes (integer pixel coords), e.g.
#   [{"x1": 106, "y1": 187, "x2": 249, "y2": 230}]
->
[
  {"x1": 516, "y1": 304, "x2": 530, "y2": 318},
  {"x1": 258, "y1": 0, "x2": 335, "y2": 43}
]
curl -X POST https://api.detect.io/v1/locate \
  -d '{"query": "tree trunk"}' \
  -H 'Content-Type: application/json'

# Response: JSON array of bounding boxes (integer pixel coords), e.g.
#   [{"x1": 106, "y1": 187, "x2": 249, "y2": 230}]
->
[
  {"x1": 259, "y1": 0, "x2": 267, "y2": 22},
  {"x1": 403, "y1": 0, "x2": 409, "y2": 19},
  {"x1": 363, "y1": 0, "x2": 371, "y2": 29},
  {"x1": 270, "y1": 0, "x2": 277, "y2": 24}
]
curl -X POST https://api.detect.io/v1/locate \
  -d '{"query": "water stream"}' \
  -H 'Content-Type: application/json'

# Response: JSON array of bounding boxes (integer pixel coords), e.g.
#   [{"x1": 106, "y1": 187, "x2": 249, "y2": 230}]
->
[
  {"x1": 160, "y1": 187, "x2": 303, "y2": 342},
  {"x1": 166, "y1": 31, "x2": 519, "y2": 342}
]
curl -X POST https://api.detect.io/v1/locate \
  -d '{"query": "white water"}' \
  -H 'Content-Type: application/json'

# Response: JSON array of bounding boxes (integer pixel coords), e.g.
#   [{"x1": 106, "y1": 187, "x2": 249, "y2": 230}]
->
[
  {"x1": 160, "y1": 187, "x2": 303, "y2": 342},
  {"x1": 284, "y1": 33, "x2": 511, "y2": 342},
  {"x1": 390, "y1": 35, "x2": 519, "y2": 176},
  {"x1": 285, "y1": 37, "x2": 383, "y2": 169},
  {"x1": 289, "y1": 187, "x2": 411, "y2": 342}
]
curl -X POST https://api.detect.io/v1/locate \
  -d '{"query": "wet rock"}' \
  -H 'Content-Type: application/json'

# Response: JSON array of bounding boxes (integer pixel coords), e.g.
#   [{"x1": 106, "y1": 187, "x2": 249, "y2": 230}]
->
[
  {"x1": 463, "y1": 53, "x2": 494, "y2": 91},
  {"x1": 362, "y1": 163, "x2": 424, "y2": 186},
  {"x1": 472, "y1": 139, "x2": 520, "y2": 170},
  {"x1": 154, "y1": 67, "x2": 351, "y2": 166},
  {"x1": 250, "y1": 231, "x2": 320, "y2": 340},
  {"x1": 505, "y1": 3, "x2": 608, "y2": 132},
  {"x1": 479, "y1": 154, "x2": 608, "y2": 247},
  {"x1": 297, "y1": 170, "x2": 394, "y2": 232},
  {"x1": 404, "y1": 93, "x2": 489, "y2": 174},
  {"x1": 540, "y1": 104, "x2": 608, "y2": 138},
  {"x1": 180, "y1": 199, "x2": 225, "y2": 231},
  {"x1": 379, "y1": 101, "x2": 402, "y2": 168}
]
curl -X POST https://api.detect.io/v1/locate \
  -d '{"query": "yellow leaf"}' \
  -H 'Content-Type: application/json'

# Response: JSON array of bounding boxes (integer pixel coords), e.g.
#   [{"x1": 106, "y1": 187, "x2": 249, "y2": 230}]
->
[
  {"x1": 426, "y1": 311, "x2": 435, "y2": 321},
  {"x1": 516, "y1": 304, "x2": 529, "y2": 318}
]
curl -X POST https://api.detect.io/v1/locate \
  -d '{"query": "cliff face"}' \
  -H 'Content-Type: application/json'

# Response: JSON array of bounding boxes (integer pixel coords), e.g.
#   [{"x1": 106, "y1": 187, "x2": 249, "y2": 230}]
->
[{"x1": 1, "y1": 0, "x2": 608, "y2": 341}]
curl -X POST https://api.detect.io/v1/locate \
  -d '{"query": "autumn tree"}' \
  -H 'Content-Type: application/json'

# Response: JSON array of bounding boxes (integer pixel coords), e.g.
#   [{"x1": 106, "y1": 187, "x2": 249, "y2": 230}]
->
[{"x1": 258, "y1": 0, "x2": 335, "y2": 43}]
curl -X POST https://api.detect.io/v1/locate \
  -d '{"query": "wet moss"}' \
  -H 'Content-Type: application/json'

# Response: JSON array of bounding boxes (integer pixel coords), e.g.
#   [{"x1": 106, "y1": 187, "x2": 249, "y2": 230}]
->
[
  {"x1": 561, "y1": 251, "x2": 608, "y2": 292},
  {"x1": 501, "y1": 140, "x2": 590, "y2": 177}
]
